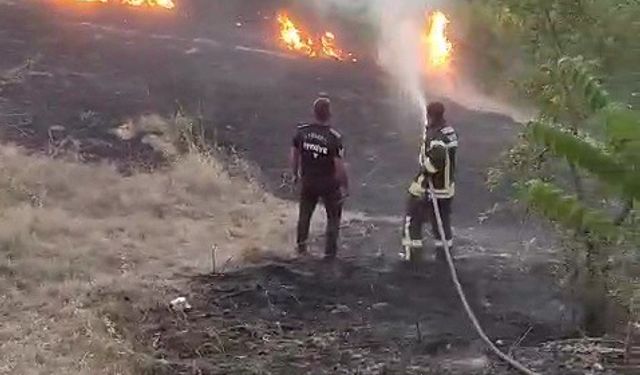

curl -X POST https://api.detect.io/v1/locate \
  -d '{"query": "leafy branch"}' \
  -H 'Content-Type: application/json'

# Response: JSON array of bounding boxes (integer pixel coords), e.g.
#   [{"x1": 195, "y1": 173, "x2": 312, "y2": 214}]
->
[
  {"x1": 523, "y1": 180, "x2": 620, "y2": 241},
  {"x1": 529, "y1": 121, "x2": 640, "y2": 201}
]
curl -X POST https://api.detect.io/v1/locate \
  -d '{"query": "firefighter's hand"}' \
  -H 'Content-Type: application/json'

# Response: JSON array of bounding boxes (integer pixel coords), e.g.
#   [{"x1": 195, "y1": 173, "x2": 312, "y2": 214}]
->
[{"x1": 280, "y1": 172, "x2": 299, "y2": 190}]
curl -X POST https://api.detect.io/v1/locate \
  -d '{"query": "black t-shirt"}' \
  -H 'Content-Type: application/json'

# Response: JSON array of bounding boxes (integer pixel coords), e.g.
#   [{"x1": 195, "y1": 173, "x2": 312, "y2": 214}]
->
[{"x1": 292, "y1": 123, "x2": 344, "y2": 181}]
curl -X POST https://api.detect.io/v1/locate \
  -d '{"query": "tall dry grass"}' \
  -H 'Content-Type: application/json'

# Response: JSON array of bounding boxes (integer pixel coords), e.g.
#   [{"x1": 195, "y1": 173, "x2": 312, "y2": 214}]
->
[{"x1": 0, "y1": 128, "x2": 295, "y2": 374}]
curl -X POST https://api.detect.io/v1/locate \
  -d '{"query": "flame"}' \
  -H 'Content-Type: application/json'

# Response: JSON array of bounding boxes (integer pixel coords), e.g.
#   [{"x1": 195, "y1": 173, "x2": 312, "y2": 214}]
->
[
  {"x1": 277, "y1": 12, "x2": 316, "y2": 57},
  {"x1": 70, "y1": 0, "x2": 175, "y2": 9},
  {"x1": 277, "y1": 12, "x2": 353, "y2": 62},
  {"x1": 423, "y1": 11, "x2": 453, "y2": 70}
]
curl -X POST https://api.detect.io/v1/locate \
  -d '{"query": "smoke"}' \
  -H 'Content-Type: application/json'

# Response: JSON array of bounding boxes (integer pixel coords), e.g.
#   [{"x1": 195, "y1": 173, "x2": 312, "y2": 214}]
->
[
  {"x1": 309, "y1": 0, "x2": 532, "y2": 125},
  {"x1": 376, "y1": 1, "x2": 428, "y2": 123},
  {"x1": 311, "y1": 0, "x2": 442, "y2": 125}
]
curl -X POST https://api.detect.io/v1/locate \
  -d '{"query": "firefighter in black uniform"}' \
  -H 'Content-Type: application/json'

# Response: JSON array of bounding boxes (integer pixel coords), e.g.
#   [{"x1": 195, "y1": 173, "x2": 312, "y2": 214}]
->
[
  {"x1": 402, "y1": 102, "x2": 458, "y2": 263},
  {"x1": 291, "y1": 96, "x2": 349, "y2": 260}
]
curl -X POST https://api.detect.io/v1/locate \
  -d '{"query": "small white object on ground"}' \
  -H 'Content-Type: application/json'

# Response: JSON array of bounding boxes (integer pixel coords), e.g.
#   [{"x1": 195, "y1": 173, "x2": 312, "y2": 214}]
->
[
  {"x1": 170, "y1": 297, "x2": 192, "y2": 311},
  {"x1": 331, "y1": 304, "x2": 351, "y2": 314},
  {"x1": 371, "y1": 302, "x2": 389, "y2": 311},
  {"x1": 449, "y1": 356, "x2": 489, "y2": 370},
  {"x1": 593, "y1": 363, "x2": 604, "y2": 371}
]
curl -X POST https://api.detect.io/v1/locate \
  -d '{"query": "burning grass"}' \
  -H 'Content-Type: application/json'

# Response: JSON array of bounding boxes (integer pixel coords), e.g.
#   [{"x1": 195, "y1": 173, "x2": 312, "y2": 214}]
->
[
  {"x1": 276, "y1": 12, "x2": 355, "y2": 62},
  {"x1": 0, "y1": 122, "x2": 295, "y2": 374},
  {"x1": 60, "y1": 0, "x2": 175, "y2": 10},
  {"x1": 423, "y1": 11, "x2": 453, "y2": 71}
]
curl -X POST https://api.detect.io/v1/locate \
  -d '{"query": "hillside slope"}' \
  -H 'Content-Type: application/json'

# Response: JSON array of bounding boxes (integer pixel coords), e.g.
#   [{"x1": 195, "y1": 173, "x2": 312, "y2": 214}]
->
[{"x1": 0, "y1": 142, "x2": 293, "y2": 374}]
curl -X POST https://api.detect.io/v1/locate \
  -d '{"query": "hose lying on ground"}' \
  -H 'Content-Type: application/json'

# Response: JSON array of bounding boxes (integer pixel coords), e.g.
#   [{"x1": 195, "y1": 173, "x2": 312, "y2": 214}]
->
[{"x1": 427, "y1": 178, "x2": 540, "y2": 375}]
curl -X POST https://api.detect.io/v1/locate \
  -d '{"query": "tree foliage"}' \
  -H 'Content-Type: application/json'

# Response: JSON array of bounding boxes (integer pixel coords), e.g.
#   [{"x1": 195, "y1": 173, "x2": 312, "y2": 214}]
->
[
  {"x1": 522, "y1": 56, "x2": 639, "y2": 234},
  {"x1": 456, "y1": 0, "x2": 640, "y2": 106},
  {"x1": 524, "y1": 180, "x2": 621, "y2": 241},
  {"x1": 554, "y1": 56, "x2": 610, "y2": 112},
  {"x1": 605, "y1": 107, "x2": 640, "y2": 165},
  {"x1": 465, "y1": 0, "x2": 640, "y2": 332},
  {"x1": 530, "y1": 120, "x2": 640, "y2": 201}
]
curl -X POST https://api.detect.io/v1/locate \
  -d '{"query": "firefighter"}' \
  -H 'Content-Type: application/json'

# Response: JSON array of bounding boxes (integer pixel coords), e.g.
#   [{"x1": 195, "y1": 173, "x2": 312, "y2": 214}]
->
[
  {"x1": 402, "y1": 101, "x2": 458, "y2": 263},
  {"x1": 290, "y1": 95, "x2": 349, "y2": 260}
]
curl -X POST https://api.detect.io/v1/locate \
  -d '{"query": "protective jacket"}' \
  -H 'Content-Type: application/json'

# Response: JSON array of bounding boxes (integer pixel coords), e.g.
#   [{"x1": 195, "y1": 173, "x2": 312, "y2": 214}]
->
[{"x1": 408, "y1": 122, "x2": 458, "y2": 199}]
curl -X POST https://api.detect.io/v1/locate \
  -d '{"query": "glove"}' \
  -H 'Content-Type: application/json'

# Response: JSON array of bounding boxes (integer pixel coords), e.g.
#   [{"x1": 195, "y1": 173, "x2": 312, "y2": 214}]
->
[{"x1": 408, "y1": 180, "x2": 426, "y2": 199}]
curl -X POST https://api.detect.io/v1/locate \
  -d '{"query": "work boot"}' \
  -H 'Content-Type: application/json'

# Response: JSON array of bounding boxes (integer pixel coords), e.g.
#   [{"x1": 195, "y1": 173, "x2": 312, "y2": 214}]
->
[
  {"x1": 323, "y1": 250, "x2": 337, "y2": 262},
  {"x1": 409, "y1": 247, "x2": 426, "y2": 264},
  {"x1": 297, "y1": 243, "x2": 308, "y2": 256}
]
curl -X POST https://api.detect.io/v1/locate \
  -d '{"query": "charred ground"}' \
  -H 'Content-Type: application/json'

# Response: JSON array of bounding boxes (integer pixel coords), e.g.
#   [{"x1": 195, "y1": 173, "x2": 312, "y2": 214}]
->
[
  {"x1": 0, "y1": 1, "x2": 604, "y2": 374},
  {"x1": 0, "y1": 0, "x2": 520, "y2": 222}
]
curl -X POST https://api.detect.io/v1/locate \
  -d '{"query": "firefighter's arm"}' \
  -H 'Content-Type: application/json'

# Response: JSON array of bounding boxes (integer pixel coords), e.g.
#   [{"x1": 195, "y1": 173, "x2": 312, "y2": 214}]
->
[
  {"x1": 334, "y1": 157, "x2": 349, "y2": 192},
  {"x1": 290, "y1": 146, "x2": 300, "y2": 181},
  {"x1": 290, "y1": 132, "x2": 302, "y2": 181},
  {"x1": 333, "y1": 137, "x2": 349, "y2": 197},
  {"x1": 419, "y1": 141, "x2": 446, "y2": 174}
]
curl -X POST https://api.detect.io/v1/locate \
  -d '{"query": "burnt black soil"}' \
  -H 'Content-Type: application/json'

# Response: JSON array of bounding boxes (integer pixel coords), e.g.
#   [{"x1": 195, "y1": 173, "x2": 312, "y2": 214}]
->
[
  {"x1": 141, "y1": 219, "x2": 581, "y2": 374},
  {"x1": 0, "y1": 1, "x2": 587, "y2": 373}
]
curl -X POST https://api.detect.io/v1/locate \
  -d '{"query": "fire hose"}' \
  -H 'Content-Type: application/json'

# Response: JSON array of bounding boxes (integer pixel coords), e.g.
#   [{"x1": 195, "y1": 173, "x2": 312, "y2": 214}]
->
[{"x1": 427, "y1": 177, "x2": 540, "y2": 375}]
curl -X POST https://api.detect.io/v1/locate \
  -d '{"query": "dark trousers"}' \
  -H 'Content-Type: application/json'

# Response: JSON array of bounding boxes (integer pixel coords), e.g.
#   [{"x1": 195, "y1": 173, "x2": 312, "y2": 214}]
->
[
  {"x1": 403, "y1": 194, "x2": 453, "y2": 261},
  {"x1": 297, "y1": 181, "x2": 343, "y2": 257}
]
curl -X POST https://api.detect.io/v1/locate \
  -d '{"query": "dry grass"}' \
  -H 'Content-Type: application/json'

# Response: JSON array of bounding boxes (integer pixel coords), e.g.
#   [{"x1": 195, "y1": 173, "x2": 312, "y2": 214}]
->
[{"x1": 0, "y1": 138, "x2": 296, "y2": 374}]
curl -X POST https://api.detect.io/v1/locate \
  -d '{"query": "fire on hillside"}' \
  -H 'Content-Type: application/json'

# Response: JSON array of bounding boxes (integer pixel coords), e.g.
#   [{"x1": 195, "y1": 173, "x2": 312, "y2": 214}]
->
[
  {"x1": 275, "y1": 9, "x2": 453, "y2": 70},
  {"x1": 64, "y1": 0, "x2": 175, "y2": 9},
  {"x1": 423, "y1": 10, "x2": 453, "y2": 71},
  {"x1": 276, "y1": 12, "x2": 356, "y2": 62}
]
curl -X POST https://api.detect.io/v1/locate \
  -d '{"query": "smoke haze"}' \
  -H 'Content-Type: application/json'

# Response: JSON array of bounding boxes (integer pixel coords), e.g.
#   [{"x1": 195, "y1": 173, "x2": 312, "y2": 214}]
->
[
  {"x1": 308, "y1": 0, "x2": 532, "y2": 124},
  {"x1": 311, "y1": 0, "x2": 444, "y2": 125}
]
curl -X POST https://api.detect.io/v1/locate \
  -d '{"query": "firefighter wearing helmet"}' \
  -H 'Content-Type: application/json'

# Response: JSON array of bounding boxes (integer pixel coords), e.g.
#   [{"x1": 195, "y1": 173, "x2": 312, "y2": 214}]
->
[{"x1": 402, "y1": 101, "x2": 458, "y2": 263}]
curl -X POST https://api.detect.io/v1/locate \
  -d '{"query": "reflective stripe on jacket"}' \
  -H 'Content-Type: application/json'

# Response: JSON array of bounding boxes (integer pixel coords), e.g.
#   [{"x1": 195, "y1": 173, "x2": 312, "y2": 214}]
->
[{"x1": 409, "y1": 124, "x2": 458, "y2": 199}]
